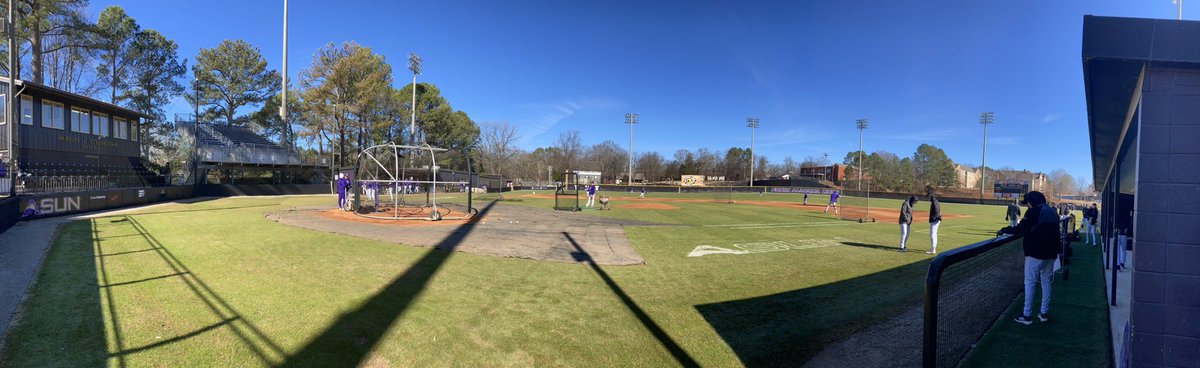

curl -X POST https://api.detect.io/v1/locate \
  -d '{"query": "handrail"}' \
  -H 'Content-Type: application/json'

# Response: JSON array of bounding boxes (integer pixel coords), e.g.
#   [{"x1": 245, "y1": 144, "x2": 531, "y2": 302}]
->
[{"x1": 922, "y1": 215, "x2": 1071, "y2": 367}]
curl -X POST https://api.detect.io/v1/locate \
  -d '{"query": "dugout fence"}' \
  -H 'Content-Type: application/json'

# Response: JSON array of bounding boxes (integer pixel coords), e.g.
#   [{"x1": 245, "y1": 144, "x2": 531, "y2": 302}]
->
[{"x1": 922, "y1": 215, "x2": 1072, "y2": 367}]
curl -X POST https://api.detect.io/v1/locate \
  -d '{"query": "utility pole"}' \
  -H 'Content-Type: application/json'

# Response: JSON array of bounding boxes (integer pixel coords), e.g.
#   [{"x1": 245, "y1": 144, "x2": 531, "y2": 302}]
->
[
  {"x1": 5, "y1": 0, "x2": 15, "y2": 196},
  {"x1": 408, "y1": 53, "x2": 422, "y2": 145},
  {"x1": 280, "y1": 0, "x2": 288, "y2": 128},
  {"x1": 625, "y1": 113, "x2": 638, "y2": 186},
  {"x1": 979, "y1": 112, "x2": 994, "y2": 199},
  {"x1": 856, "y1": 119, "x2": 868, "y2": 190},
  {"x1": 746, "y1": 117, "x2": 759, "y2": 187}
]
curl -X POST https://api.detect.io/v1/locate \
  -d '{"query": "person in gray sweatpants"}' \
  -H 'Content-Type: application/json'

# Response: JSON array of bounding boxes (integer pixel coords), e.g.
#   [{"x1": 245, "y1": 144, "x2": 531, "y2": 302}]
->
[{"x1": 998, "y1": 191, "x2": 1062, "y2": 325}]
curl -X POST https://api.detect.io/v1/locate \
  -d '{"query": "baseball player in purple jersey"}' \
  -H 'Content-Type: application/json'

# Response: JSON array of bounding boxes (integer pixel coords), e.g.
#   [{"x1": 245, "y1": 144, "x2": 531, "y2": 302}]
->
[
  {"x1": 585, "y1": 184, "x2": 597, "y2": 207},
  {"x1": 824, "y1": 190, "x2": 840, "y2": 215},
  {"x1": 336, "y1": 174, "x2": 348, "y2": 209}
]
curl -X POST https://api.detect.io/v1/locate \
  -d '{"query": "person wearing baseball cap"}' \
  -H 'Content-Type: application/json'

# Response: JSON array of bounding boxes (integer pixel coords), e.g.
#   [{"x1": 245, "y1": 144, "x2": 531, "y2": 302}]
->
[{"x1": 998, "y1": 191, "x2": 1062, "y2": 325}]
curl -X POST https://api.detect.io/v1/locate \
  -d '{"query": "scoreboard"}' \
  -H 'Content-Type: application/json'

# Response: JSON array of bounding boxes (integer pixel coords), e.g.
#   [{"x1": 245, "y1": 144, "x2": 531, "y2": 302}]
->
[{"x1": 994, "y1": 181, "x2": 1029, "y2": 199}]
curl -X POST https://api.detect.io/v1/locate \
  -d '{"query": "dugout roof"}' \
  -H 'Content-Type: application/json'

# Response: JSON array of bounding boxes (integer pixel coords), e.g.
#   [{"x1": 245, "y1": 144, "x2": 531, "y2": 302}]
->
[{"x1": 1082, "y1": 15, "x2": 1200, "y2": 191}]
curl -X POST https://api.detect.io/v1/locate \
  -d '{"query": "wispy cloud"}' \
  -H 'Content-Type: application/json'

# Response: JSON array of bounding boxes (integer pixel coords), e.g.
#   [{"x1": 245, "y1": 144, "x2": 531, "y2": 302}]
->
[
  {"x1": 515, "y1": 97, "x2": 626, "y2": 145},
  {"x1": 1041, "y1": 113, "x2": 1063, "y2": 124},
  {"x1": 756, "y1": 128, "x2": 829, "y2": 148},
  {"x1": 880, "y1": 129, "x2": 960, "y2": 141},
  {"x1": 988, "y1": 136, "x2": 1019, "y2": 145}
]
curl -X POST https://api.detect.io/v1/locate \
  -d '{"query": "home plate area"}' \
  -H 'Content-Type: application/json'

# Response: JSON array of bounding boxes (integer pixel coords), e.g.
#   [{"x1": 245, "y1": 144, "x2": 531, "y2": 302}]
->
[{"x1": 688, "y1": 237, "x2": 848, "y2": 257}]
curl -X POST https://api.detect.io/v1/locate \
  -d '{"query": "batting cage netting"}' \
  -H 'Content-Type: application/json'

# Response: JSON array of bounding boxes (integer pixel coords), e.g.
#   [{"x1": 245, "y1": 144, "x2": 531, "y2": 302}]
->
[{"x1": 835, "y1": 180, "x2": 876, "y2": 222}]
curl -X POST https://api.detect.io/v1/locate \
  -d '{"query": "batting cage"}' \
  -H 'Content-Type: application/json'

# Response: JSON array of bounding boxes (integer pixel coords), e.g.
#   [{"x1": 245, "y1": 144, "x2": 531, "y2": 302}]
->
[{"x1": 351, "y1": 144, "x2": 476, "y2": 221}]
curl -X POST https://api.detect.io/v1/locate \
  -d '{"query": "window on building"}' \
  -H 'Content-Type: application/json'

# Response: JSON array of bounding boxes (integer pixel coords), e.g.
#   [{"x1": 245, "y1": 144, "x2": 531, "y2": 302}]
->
[
  {"x1": 0, "y1": 94, "x2": 5, "y2": 125},
  {"x1": 131, "y1": 119, "x2": 138, "y2": 140},
  {"x1": 114, "y1": 117, "x2": 128, "y2": 139},
  {"x1": 94, "y1": 113, "x2": 110, "y2": 137},
  {"x1": 20, "y1": 96, "x2": 32, "y2": 125},
  {"x1": 42, "y1": 100, "x2": 64, "y2": 130},
  {"x1": 71, "y1": 108, "x2": 91, "y2": 134}
]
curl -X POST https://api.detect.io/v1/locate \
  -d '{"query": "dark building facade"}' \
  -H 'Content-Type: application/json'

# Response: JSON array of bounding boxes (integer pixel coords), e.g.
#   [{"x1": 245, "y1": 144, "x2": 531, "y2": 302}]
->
[
  {"x1": 1, "y1": 77, "x2": 156, "y2": 195},
  {"x1": 1084, "y1": 16, "x2": 1200, "y2": 367}
]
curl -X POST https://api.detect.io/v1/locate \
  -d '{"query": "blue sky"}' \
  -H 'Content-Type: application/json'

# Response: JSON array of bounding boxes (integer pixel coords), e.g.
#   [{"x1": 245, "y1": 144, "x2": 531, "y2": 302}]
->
[{"x1": 91, "y1": 0, "x2": 1187, "y2": 183}]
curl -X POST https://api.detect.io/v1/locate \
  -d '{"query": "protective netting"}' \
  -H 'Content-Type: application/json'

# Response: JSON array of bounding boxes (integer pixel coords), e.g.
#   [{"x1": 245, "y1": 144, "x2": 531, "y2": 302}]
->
[{"x1": 931, "y1": 240, "x2": 1025, "y2": 366}]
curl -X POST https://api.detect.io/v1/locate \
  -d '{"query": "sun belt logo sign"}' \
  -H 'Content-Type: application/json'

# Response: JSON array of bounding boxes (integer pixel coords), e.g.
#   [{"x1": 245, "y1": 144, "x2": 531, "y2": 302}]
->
[{"x1": 20, "y1": 196, "x2": 82, "y2": 218}]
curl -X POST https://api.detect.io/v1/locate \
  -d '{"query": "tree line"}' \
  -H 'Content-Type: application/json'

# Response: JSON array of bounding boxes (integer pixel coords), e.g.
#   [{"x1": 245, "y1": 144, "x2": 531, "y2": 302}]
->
[{"x1": 2, "y1": 2, "x2": 480, "y2": 173}]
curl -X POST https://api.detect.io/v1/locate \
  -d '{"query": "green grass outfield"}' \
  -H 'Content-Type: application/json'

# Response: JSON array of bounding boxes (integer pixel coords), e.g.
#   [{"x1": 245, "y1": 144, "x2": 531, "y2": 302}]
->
[{"x1": 2, "y1": 191, "x2": 1041, "y2": 367}]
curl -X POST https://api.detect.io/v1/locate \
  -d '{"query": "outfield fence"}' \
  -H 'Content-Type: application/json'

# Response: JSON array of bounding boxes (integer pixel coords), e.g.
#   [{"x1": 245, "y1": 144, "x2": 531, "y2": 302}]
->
[{"x1": 922, "y1": 215, "x2": 1072, "y2": 367}]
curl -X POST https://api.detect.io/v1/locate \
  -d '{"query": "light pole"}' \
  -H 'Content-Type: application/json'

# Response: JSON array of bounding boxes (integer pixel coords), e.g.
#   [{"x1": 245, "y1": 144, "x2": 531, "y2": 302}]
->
[
  {"x1": 280, "y1": 0, "x2": 288, "y2": 126},
  {"x1": 1174, "y1": 0, "x2": 1183, "y2": 20},
  {"x1": 408, "y1": 53, "x2": 422, "y2": 145},
  {"x1": 625, "y1": 113, "x2": 638, "y2": 186},
  {"x1": 746, "y1": 117, "x2": 759, "y2": 186},
  {"x1": 822, "y1": 152, "x2": 829, "y2": 181},
  {"x1": 979, "y1": 112, "x2": 994, "y2": 198},
  {"x1": 856, "y1": 119, "x2": 868, "y2": 190}
]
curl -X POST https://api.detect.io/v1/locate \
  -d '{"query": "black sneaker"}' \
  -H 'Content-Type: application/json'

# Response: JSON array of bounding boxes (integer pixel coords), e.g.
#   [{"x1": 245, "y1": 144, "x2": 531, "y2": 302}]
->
[
  {"x1": 1014, "y1": 315, "x2": 1033, "y2": 325},
  {"x1": 898, "y1": 248, "x2": 907, "y2": 253},
  {"x1": 1038, "y1": 313, "x2": 1050, "y2": 322}
]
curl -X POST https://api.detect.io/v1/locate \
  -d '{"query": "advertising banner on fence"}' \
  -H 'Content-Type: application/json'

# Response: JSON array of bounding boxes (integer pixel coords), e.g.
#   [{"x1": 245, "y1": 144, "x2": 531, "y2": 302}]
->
[{"x1": 681, "y1": 175, "x2": 705, "y2": 186}]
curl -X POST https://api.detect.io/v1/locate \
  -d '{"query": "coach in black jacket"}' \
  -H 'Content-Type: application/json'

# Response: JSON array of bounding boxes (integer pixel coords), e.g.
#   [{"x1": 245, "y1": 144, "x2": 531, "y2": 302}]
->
[
  {"x1": 997, "y1": 191, "x2": 1061, "y2": 325},
  {"x1": 899, "y1": 196, "x2": 916, "y2": 252},
  {"x1": 927, "y1": 190, "x2": 942, "y2": 254}
]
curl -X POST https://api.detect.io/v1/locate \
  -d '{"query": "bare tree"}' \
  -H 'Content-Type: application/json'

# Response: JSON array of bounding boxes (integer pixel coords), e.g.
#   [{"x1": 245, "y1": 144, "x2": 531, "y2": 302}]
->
[
  {"x1": 479, "y1": 121, "x2": 520, "y2": 178},
  {"x1": 1048, "y1": 168, "x2": 1075, "y2": 196},
  {"x1": 695, "y1": 148, "x2": 720, "y2": 176},
  {"x1": 635, "y1": 151, "x2": 665, "y2": 182},
  {"x1": 554, "y1": 130, "x2": 583, "y2": 171}
]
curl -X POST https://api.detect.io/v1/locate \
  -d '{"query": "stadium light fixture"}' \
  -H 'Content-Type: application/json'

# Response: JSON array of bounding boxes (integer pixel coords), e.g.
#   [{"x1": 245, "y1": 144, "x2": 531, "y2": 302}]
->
[
  {"x1": 625, "y1": 113, "x2": 638, "y2": 186},
  {"x1": 747, "y1": 117, "x2": 760, "y2": 187},
  {"x1": 979, "y1": 112, "x2": 995, "y2": 199},
  {"x1": 856, "y1": 118, "x2": 868, "y2": 190},
  {"x1": 408, "y1": 53, "x2": 423, "y2": 145}
]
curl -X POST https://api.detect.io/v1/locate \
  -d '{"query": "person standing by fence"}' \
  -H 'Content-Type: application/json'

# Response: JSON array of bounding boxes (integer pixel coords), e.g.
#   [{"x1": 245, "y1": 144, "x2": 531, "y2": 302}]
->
[
  {"x1": 997, "y1": 191, "x2": 1061, "y2": 325},
  {"x1": 899, "y1": 196, "x2": 916, "y2": 252}
]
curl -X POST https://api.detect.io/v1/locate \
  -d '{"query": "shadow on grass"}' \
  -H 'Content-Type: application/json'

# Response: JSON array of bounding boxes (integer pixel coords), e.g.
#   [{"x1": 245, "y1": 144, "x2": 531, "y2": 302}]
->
[
  {"x1": 562, "y1": 232, "x2": 700, "y2": 368},
  {"x1": 840, "y1": 240, "x2": 903, "y2": 252},
  {"x1": 103, "y1": 216, "x2": 288, "y2": 366},
  {"x1": 695, "y1": 259, "x2": 932, "y2": 367},
  {"x1": 278, "y1": 200, "x2": 499, "y2": 368}
]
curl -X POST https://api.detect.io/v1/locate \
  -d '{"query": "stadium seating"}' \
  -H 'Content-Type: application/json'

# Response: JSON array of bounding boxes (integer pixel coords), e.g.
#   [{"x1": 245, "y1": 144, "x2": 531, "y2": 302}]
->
[{"x1": 177, "y1": 121, "x2": 302, "y2": 166}]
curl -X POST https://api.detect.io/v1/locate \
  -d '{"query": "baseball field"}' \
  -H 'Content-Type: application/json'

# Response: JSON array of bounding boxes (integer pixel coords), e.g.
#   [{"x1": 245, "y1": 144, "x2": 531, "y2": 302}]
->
[{"x1": 0, "y1": 191, "x2": 1039, "y2": 367}]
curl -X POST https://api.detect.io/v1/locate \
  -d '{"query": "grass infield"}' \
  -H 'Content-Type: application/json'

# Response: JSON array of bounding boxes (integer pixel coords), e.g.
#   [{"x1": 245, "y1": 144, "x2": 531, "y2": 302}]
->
[{"x1": 0, "y1": 192, "x2": 1080, "y2": 367}]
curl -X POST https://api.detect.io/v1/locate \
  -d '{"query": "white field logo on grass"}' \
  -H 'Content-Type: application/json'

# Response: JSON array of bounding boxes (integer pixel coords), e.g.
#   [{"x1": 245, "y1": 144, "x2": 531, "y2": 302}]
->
[{"x1": 688, "y1": 238, "x2": 847, "y2": 257}]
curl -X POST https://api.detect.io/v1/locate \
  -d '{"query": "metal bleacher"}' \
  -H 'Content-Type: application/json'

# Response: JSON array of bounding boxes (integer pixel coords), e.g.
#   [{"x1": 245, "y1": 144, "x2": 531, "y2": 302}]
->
[{"x1": 176, "y1": 117, "x2": 304, "y2": 167}]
